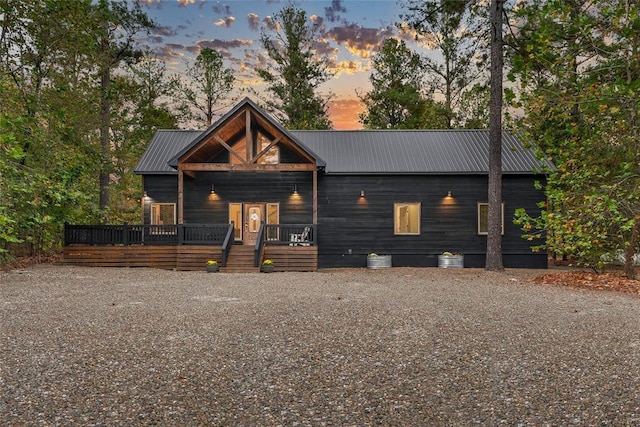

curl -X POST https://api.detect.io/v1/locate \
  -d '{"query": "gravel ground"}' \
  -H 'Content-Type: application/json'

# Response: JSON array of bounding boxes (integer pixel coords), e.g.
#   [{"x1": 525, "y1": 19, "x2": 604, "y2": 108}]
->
[{"x1": 1, "y1": 265, "x2": 640, "y2": 426}]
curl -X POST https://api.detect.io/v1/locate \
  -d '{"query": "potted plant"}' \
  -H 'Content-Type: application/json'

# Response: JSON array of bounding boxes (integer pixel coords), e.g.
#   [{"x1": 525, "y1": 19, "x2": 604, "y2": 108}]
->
[
  {"x1": 206, "y1": 260, "x2": 218, "y2": 273},
  {"x1": 367, "y1": 252, "x2": 392, "y2": 269},
  {"x1": 438, "y1": 252, "x2": 464, "y2": 268},
  {"x1": 262, "y1": 259, "x2": 274, "y2": 273}
]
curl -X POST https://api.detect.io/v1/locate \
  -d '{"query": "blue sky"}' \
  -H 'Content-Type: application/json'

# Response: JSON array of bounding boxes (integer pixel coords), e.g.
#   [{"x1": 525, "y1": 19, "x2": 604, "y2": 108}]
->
[{"x1": 141, "y1": 0, "x2": 421, "y2": 129}]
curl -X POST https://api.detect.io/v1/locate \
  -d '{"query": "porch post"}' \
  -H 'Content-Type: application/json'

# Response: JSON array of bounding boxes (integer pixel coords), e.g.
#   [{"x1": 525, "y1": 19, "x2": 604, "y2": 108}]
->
[
  {"x1": 178, "y1": 168, "x2": 184, "y2": 224},
  {"x1": 313, "y1": 169, "x2": 318, "y2": 224}
]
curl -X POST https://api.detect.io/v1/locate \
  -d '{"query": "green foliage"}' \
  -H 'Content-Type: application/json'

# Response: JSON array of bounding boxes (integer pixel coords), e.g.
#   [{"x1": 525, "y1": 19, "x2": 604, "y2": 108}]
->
[
  {"x1": 181, "y1": 48, "x2": 235, "y2": 127},
  {"x1": 509, "y1": 0, "x2": 640, "y2": 277},
  {"x1": 258, "y1": 5, "x2": 333, "y2": 130},
  {"x1": 400, "y1": 0, "x2": 487, "y2": 128},
  {"x1": 359, "y1": 38, "x2": 449, "y2": 129},
  {"x1": 0, "y1": 0, "x2": 161, "y2": 259}
]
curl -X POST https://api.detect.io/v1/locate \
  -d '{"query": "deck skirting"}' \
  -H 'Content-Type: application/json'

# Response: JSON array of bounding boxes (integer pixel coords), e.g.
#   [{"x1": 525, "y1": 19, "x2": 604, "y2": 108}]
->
[{"x1": 64, "y1": 244, "x2": 317, "y2": 272}]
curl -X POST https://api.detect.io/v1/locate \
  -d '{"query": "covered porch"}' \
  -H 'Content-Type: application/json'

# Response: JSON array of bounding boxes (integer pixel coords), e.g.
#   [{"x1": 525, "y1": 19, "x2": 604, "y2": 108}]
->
[{"x1": 63, "y1": 223, "x2": 317, "y2": 272}]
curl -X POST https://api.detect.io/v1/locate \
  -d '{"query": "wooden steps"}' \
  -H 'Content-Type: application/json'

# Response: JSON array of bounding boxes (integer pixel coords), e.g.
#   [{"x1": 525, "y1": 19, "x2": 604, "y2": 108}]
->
[{"x1": 222, "y1": 245, "x2": 260, "y2": 273}]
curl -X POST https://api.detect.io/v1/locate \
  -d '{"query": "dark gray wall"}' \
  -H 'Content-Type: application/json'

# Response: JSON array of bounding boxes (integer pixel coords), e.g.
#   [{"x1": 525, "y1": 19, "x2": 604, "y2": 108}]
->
[
  {"x1": 142, "y1": 172, "x2": 547, "y2": 268},
  {"x1": 316, "y1": 174, "x2": 547, "y2": 268}
]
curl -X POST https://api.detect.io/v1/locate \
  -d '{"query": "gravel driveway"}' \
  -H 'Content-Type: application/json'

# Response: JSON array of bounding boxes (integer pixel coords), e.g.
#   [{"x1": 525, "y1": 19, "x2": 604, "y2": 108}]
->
[{"x1": 2, "y1": 265, "x2": 640, "y2": 426}]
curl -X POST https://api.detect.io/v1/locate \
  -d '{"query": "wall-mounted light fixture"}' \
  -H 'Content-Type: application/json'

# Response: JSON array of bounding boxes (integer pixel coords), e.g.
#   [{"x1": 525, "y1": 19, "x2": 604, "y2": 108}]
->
[
  {"x1": 143, "y1": 191, "x2": 148, "y2": 198},
  {"x1": 446, "y1": 191, "x2": 453, "y2": 198},
  {"x1": 360, "y1": 190, "x2": 365, "y2": 198},
  {"x1": 293, "y1": 184, "x2": 298, "y2": 194},
  {"x1": 210, "y1": 184, "x2": 216, "y2": 194}
]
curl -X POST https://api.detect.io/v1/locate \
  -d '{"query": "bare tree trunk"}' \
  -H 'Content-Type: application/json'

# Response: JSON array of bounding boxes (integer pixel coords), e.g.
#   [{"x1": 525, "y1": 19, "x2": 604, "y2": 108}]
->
[
  {"x1": 623, "y1": 216, "x2": 639, "y2": 280},
  {"x1": 99, "y1": 38, "x2": 111, "y2": 220},
  {"x1": 486, "y1": 0, "x2": 504, "y2": 271}
]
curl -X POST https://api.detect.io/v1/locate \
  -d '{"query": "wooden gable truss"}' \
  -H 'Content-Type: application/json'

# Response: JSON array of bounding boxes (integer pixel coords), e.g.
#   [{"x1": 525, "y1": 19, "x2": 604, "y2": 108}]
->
[{"x1": 174, "y1": 100, "x2": 322, "y2": 224}]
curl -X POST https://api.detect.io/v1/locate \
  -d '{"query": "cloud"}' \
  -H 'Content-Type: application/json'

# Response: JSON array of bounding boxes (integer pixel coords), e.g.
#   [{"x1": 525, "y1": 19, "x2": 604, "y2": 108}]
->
[
  {"x1": 330, "y1": 60, "x2": 368, "y2": 76},
  {"x1": 247, "y1": 13, "x2": 260, "y2": 31},
  {"x1": 324, "y1": 0, "x2": 346, "y2": 23},
  {"x1": 153, "y1": 44, "x2": 186, "y2": 61},
  {"x1": 326, "y1": 23, "x2": 396, "y2": 59},
  {"x1": 213, "y1": 2, "x2": 231, "y2": 15},
  {"x1": 141, "y1": 0, "x2": 162, "y2": 7},
  {"x1": 189, "y1": 39, "x2": 253, "y2": 54},
  {"x1": 327, "y1": 97, "x2": 365, "y2": 130},
  {"x1": 312, "y1": 37, "x2": 337, "y2": 56},
  {"x1": 214, "y1": 16, "x2": 236, "y2": 27},
  {"x1": 152, "y1": 25, "x2": 178, "y2": 37},
  {"x1": 147, "y1": 36, "x2": 165, "y2": 44},
  {"x1": 177, "y1": 0, "x2": 196, "y2": 7},
  {"x1": 262, "y1": 16, "x2": 280, "y2": 31},
  {"x1": 310, "y1": 14, "x2": 325, "y2": 29}
]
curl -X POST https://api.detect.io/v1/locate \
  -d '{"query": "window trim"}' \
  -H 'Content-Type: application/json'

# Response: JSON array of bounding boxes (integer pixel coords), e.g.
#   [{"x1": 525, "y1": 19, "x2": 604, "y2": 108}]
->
[
  {"x1": 477, "y1": 202, "x2": 504, "y2": 235},
  {"x1": 394, "y1": 202, "x2": 421, "y2": 235},
  {"x1": 229, "y1": 202, "x2": 243, "y2": 242},
  {"x1": 266, "y1": 202, "x2": 280, "y2": 241}
]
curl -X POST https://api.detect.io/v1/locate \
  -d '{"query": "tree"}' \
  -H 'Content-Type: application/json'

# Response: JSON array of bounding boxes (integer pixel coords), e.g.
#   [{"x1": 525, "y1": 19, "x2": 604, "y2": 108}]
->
[
  {"x1": 258, "y1": 5, "x2": 333, "y2": 130},
  {"x1": 359, "y1": 38, "x2": 448, "y2": 129},
  {"x1": 0, "y1": 0, "x2": 156, "y2": 259},
  {"x1": 108, "y1": 57, "x2": 180, "y2": 223},
  {"x1": 92, "y1": 0, "x2": 154, "y2": 217},
  {"x1": 0, "y1": 0, "x2": 100, "y2": 257},
  {"x1": 486, "y1": 0, "x2": 504, "y2": 271},
  {"x1": 400, "y1": 0, "x2": 486, "y2": 128},
  {"x1": 509, "y1": 0, "x2": 640, "y2": 278},
  {"x1": 181, "y1": 48, "x2": 235, "y2": 127},
  {"x1": 457, "y1": 83, "x2": 490, "y2": 129}
]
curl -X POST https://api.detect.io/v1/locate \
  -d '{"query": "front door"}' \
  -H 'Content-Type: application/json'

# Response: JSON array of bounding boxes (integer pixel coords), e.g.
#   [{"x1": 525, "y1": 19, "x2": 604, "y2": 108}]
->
[{"x1": 244, "y1": 203, "x2": 265, "y2": 245}]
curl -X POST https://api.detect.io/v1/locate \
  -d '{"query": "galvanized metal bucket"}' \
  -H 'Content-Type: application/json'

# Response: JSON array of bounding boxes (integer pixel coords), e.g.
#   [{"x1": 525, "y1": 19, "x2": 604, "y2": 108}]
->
[
  {"x1": 438, "y1": 255, "x2": 464, "y2": 268},
  {"x1": 367, "y1": 255, "x2": 392, "y2": 269}
]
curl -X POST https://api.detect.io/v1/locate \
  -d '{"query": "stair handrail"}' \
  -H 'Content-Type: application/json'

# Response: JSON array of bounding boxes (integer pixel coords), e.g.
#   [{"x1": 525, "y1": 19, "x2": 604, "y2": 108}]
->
[
  {"x1": 221, "y1": 221, "x2": 235, "y2": 267},
  {"x1": 254, "y1": 222, "x2": 266, "y2": 267}
]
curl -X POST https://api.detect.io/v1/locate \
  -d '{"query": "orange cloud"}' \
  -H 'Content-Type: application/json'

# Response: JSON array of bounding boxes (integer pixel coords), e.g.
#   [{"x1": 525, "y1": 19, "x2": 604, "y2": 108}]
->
[
  {"x1": 330, "y1": 60, "x2": 367, "y2": 76},
  {"x1": 177, "y1": 0, "x2": 196, "y2": 7},
  {"x1": 328, "y1": 97, "x2": 365, "y2": 130},
  {"x1": 214, "y1": 16, "x2": 236, "y2": 27}
]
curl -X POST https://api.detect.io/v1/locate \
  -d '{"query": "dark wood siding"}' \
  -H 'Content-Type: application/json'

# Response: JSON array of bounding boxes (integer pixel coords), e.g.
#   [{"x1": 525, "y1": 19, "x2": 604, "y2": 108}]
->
[
  {"x1": 182, "y1": 171, "x2": 313, "y2": 224},
  {"x1": 316, "y1": 174, "x2": 547, "y2": 268},
  {"x1": 143, "y1": 175, "x2": 178, "y2": 224}
]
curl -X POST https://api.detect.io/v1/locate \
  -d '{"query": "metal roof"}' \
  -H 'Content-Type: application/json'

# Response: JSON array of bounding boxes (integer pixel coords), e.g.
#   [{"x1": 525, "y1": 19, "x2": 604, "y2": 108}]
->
[
  {"x1": 290, "y1": 129, "x2": 552, "y2": 174},
  {"x1": 134, "y1": 130, "x2": 201, "y2": 174},
  {"x1": 135, "y1": 128, "x2": 552, "y2": 175}
]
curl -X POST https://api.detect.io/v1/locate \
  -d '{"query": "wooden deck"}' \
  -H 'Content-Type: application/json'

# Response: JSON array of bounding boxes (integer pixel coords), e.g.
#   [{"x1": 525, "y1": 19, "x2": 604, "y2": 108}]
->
[{"x1": 63, "y1": 244, "x2": 317, "y2": 272}]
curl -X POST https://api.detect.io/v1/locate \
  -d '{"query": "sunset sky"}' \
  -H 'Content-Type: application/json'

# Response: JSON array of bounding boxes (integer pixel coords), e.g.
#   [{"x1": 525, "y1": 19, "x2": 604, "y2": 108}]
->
[{"x1": 141, "y1": 0, "x2": 427, "y2": 129}]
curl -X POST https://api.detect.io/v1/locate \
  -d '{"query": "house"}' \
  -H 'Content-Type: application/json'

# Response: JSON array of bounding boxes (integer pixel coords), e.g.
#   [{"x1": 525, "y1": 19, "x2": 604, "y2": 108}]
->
[{"x1": 64, "y1": 98, "x2": 551, "y2": 271}]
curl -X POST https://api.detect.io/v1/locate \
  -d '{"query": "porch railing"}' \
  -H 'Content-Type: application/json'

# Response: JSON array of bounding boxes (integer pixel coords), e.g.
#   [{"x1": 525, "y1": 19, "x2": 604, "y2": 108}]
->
[
  {"x1": 263, "y1": 224, "x2": 316, "y2": 246},
  {"x1": 254, "y1": 223, "x2": 266, "y2": 267},
  {"x1": 221, "y1": 222, "x2": 235, "y2": 267},
  {"x1": 64, "y1": 223, "x2": 230, "y2": 246}
]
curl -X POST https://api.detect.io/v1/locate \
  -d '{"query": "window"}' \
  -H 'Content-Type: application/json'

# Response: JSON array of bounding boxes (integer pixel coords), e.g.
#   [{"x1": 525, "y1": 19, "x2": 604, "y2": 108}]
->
[
  {"x1": 266, "y1": 203, "x2": 279, "y2": 241},
  {"x1": 150, "y1": 203, "x2": 175, "y2": 225},
  {"x1": 394, "y1": 203, "x2": 421, "y2": 235},
  {"x1": 229, "y1": 203, "x2": 242, "y2": 241},
  {"x1": 477, "y1": 202, "x2": 504, "y2": 235}
]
